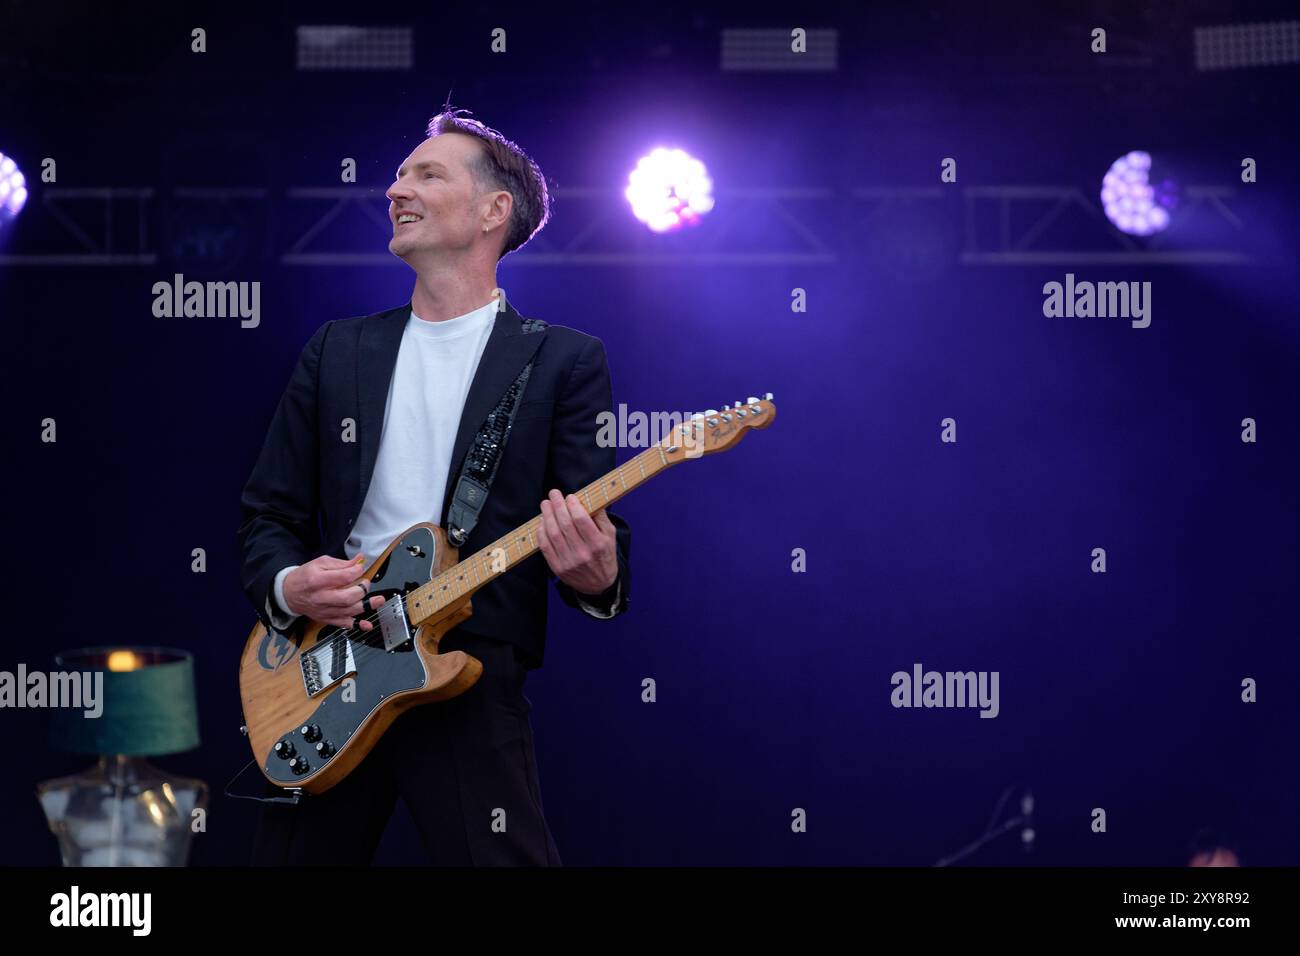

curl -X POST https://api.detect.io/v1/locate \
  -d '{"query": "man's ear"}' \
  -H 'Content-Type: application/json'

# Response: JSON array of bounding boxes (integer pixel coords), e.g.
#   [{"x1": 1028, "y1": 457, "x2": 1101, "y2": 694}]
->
[{"x1": 486, "y1": 190, "x2": 513, "y2": 232}]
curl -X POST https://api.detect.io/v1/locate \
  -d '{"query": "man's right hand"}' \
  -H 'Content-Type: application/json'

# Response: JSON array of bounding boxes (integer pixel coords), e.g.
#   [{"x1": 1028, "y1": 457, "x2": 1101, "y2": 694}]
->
[{"x1": 282, "y1": 554, "x2": 387, "y2": 631}]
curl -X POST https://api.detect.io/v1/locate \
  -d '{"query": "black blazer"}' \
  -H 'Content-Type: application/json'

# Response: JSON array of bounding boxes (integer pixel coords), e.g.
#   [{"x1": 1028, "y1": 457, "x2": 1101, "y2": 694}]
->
[{"x1": 237, "y1": 299, "x2": 631, "y2": 668}]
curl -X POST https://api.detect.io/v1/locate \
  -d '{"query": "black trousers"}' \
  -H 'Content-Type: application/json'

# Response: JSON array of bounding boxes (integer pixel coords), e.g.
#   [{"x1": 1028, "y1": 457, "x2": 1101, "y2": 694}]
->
[{"x1": 250, "y1": 632, "x2": 562, "y2": 866}]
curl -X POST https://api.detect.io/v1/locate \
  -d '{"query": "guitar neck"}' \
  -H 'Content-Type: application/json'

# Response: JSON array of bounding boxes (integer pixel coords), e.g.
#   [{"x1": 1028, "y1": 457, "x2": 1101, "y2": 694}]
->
[{"x1": 405, "y1": 439, "x2": 684, "y2": 626}]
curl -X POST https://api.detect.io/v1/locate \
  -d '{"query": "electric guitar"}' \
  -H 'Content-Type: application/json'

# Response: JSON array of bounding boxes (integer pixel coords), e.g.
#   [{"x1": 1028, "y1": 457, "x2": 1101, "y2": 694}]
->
[{"x1": 239, "y1": 395, "x2": 775, "y2": 794}]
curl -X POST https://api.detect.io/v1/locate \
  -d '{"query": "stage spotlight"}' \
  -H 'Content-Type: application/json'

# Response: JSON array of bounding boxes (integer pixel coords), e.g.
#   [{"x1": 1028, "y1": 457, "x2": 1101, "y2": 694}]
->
[
  {"x1": 1100, "y1": 151, "x2": 1178, "y2": 237},
  {"x1": 625, "y1": 147, "x2": 714, "y2": 233},
  {"x1": 0, "y1": 151, "x2": 29, "y2": 222}
]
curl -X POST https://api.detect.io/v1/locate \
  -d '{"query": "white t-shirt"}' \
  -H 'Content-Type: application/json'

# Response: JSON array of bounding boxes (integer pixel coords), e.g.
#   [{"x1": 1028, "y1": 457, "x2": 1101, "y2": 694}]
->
[{"x1": 344, "y1": 300, "x2": 498, "y2": 561}]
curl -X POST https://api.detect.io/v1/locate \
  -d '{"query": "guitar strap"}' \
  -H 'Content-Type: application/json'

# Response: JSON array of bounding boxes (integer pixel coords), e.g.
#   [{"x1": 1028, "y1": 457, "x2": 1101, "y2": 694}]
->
[{"x1": 444, "y1": 315, "x2": 548, "y2": 548}]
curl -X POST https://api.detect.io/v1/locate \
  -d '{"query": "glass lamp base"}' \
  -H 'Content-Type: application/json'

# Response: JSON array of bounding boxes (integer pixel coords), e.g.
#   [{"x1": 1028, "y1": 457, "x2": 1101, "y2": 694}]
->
[{"x1": 37, "y1": 755, "x2": 208, "y2": 867}]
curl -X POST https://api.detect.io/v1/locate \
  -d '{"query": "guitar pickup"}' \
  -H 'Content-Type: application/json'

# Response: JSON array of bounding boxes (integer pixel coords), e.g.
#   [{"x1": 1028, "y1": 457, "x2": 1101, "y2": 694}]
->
[{"x1": 377, "y1": 595, "x2": 411, "y2": 652}]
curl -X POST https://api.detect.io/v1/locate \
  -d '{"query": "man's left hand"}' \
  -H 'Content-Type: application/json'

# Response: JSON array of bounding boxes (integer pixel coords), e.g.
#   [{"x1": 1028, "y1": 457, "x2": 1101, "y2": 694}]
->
[{"x1": 538, "y1": 489, "x2": 618, "y2": 596}]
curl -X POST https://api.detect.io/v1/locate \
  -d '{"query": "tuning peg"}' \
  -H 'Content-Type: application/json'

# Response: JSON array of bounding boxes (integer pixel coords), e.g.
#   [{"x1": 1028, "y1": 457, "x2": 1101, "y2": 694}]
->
[
  {"x1": 763, "y1": 392, "x2": 774, "y2": 401},
  {"x1": 733, "y1": 401, "x2": 741, "y2": 408},
  {"x1": 704, "y1": 409, "x2": 718, "y2": 416},
  {"x1": 691, "y1": 412, "x2": 704, "y2": 421},
  {"x1": 746, "y1": 396, "x2": 759, "y2": 404}
]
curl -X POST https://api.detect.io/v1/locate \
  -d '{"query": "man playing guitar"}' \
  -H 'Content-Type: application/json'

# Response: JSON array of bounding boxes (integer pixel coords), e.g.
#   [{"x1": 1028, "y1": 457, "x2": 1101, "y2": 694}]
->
[{"x1": 237, "y1": 109, "x2": 631, "y2": 865}]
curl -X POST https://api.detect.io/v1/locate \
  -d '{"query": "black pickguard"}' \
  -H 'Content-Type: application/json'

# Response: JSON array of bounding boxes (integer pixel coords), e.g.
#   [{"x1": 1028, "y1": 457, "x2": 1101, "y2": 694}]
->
[{"x1": 263, "y1": 526, "x2": 440, "y2": 785}]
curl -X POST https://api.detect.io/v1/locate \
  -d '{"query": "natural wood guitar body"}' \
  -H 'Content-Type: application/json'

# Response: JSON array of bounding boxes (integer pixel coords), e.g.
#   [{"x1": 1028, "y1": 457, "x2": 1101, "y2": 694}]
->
[{"x1": 238, "y1": 396, "x2": 775, "y2": 794}]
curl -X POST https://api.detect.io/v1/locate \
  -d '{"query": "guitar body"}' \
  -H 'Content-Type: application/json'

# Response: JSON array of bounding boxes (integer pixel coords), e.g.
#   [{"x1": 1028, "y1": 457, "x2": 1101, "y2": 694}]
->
[
  {"x1": 238, "y1": 522, "x2": 483, "y2": 795},
  {"x1": 236, "y1": 394, "x2": 775, "y2": 797}
]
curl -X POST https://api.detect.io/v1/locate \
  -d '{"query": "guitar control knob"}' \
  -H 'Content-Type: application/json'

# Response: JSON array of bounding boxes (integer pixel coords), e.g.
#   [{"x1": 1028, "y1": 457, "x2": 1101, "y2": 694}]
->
[
  {"x1": 315, "y1": 740, "x2": 335, "y2": 758},
  {"x1": 274, "y1": 740, "x2": 296, "y2": 760},
  {"x1": 300, "y1": 724, "x2": 322, "y2": 742},
  {"x1": 289, "y1": 757, "x2": 311, "y2": 775}
]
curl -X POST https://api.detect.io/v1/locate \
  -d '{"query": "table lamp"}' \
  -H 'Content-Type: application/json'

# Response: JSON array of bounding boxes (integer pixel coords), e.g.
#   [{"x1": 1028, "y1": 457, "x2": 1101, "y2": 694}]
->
[{"x1": 36, "y1": 646, "x2": 208, "y2": 866}]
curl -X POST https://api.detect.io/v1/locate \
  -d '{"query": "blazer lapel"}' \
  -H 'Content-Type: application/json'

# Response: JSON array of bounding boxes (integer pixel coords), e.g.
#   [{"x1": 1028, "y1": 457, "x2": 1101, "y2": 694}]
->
[{"x1": 355, "y1": 303, "x2": 413, "y2": 511}]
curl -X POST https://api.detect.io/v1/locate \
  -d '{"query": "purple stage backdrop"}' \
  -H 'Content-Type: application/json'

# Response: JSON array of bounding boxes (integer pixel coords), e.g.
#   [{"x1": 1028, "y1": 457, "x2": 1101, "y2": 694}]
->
[{"x1": 0, "y1": 2, "x2": 1296, "y2": 867}]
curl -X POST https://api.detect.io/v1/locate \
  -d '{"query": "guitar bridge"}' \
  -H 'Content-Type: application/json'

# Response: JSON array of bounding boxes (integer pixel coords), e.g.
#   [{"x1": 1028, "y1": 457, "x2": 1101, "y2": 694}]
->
[{"x1": 301, "y1": 636, "x2": 356, "y2": 697}]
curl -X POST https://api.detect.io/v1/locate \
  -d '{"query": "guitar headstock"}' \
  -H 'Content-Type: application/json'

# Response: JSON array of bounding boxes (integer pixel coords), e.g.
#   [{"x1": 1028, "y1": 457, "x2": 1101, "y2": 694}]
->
[{"x1": 660, "y1": 393, "x2": 776, "y2": 463}]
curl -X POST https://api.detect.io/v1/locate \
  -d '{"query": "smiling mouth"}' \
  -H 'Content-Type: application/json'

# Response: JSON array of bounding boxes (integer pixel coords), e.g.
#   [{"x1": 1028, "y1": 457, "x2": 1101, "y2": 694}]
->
[{"x1": 395, "y1": 213, "x2": 423, "y2": 226}]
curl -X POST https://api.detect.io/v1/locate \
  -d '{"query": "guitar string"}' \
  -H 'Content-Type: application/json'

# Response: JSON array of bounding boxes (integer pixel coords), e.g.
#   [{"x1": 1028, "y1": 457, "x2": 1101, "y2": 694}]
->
[
  {"x1": 297, "y1": 471, "x2": 638, "y2": 661},
  {"x1": 310, "y1": 492, "x2": 602, "y2": 650},
  {"x1": 298, "y1": 439, "x2": 677, "y2": 658},
  {"x1": 273, "y1": 411, "x2": 749, "y2": 659}
]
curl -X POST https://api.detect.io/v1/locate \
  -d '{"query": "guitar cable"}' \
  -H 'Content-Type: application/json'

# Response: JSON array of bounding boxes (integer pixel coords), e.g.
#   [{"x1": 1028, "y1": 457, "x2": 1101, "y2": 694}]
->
[{"x1": 223, "y1": 740, "x2": 308, "y2": 806}]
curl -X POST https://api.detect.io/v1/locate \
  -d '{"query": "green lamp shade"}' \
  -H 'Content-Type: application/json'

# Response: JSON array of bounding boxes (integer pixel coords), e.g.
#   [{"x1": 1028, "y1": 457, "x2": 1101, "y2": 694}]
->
[{"x1": 47, "y1": 647, "x2": 201, "y2": 756}]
